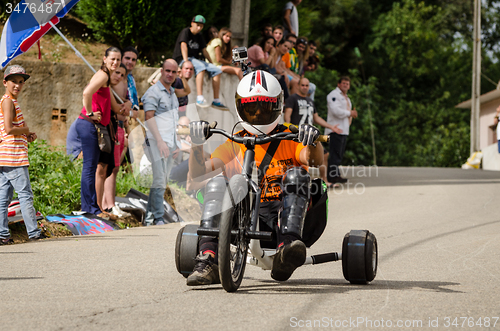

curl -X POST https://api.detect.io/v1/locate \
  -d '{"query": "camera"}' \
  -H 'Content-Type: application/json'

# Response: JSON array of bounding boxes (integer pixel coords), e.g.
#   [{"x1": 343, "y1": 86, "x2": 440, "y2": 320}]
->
[{"x1": 232, "y1": 46, "x2": 248, "y2": 63}]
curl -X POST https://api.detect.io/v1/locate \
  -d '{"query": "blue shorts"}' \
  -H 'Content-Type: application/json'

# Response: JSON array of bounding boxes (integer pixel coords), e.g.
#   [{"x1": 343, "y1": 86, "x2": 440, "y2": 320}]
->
[{"x1": 184, "y1": 57, "x2": 222, "y2": 78}]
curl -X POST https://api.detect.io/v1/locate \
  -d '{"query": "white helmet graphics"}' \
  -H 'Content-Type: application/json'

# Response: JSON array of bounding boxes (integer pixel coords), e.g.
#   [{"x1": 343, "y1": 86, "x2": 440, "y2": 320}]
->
[{"x1": 235, "y1": 70, "x2": 284, "y2": 135}]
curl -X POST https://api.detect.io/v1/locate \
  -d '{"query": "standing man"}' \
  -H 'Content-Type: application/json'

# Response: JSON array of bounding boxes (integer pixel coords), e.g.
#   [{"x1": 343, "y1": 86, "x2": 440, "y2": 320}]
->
[
  {"x1": 325, "y1": 76, "x2": 358, "y2": 184},
  {"x1": 283, "y1": 0, "x2": 302, "y2": 37},
  {"x1": 141, "y1": 59, "x2": 182, "y2": 226},
  {"x1": 172, "y1": 15, "x2": 227, "y2": 109},
  {"x1": 121, "y1": 46, "x2": 140, "y2": 112},
  {"x1": 284, "y1": 77, "x2": 341, "y2": 187}
]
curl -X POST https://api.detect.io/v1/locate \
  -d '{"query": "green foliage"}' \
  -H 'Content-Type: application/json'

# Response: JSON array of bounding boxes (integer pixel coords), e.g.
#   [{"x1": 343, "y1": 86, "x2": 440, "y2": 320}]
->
[
  {"x1": 28, "y1": 140, "x2": 148, "y2": 215},
  {"x1": 28, "y1": 140, "x2": 82, "y2": 215}
]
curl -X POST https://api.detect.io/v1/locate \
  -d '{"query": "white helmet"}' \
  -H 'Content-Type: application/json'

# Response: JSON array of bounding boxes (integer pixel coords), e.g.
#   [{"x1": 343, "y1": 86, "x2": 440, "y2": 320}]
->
[{"x1": 235, "y1": 70, "x2": 284, "y2": 135}]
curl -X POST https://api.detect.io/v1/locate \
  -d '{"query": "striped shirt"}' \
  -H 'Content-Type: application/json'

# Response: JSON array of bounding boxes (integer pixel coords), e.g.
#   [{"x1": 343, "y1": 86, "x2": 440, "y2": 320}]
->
[{"x1": 0, "y1": 94, "x2": 29, "y2": 167}]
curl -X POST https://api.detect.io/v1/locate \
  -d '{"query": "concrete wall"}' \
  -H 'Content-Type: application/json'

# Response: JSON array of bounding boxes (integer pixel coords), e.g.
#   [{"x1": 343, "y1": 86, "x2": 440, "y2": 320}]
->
[{"x1": 10, "y1": 60, "x2": 240, "y2": 152}]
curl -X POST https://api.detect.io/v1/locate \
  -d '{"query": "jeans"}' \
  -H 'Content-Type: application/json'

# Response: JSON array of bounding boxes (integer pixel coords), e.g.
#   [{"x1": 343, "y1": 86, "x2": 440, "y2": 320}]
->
[
  {"x1": 76, "y1": 118, "x2": 101, "y2": 215},
  {"x1": 0, "y1": 166, "x2": 41, "y2": 239},
  {"x1": 183, "y1": 58, "x2": 222, "y2": 78},
  {"x1": 144, "y1": 139, "x2": 175, "y2": 226},
  {"x1": 327, "y1": 133, "x2": 348, "y2": 181}
]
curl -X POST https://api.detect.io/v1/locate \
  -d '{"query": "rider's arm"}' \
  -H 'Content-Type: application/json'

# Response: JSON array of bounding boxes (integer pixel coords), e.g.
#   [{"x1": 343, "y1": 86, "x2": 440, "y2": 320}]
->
[
  {"x1": 299, "y1": 143, "x2": 324, "y2": 168},
  {"x1": 188, "y1": 145, "x2": 225, "y2": 179}
]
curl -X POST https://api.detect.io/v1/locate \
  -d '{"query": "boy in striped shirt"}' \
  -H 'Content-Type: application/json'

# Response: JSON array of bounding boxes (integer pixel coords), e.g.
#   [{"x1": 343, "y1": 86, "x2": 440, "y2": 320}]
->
[{"x1": 0, "y1": 65, "x2": 45, "y2": 244}]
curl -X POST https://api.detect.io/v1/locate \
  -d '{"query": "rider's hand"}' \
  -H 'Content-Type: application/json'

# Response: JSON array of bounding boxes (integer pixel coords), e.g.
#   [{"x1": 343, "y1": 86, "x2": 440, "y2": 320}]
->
[
  {"x1": 190, "y1": 121, "x2": 212, "y2": 145},
  {"x1": 298, "y1": 124, "x2": 320, "y2": 146}
]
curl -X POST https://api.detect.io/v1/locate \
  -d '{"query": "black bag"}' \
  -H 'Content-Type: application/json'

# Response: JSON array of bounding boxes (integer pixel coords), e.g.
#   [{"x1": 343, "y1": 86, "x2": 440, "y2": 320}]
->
[
  {"x1": 95, "y1": 123, "x2": 112, "y2": 154},
  {"x1": 82, "y1": 115, "x2": 113, "y2": 154}
]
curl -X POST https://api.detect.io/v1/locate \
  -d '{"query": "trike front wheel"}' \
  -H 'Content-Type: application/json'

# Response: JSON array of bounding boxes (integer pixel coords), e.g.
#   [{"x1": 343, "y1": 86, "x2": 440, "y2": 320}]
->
[{"x1": 218, "y1": 174, "x2": 251, "y2": 292}]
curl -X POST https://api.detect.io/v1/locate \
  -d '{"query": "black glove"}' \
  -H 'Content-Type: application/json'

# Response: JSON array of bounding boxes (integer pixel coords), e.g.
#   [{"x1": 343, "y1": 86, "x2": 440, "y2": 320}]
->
[
  {"x1": 298, "y1": 124, "x2": 320, "y2": 146},
  {"x1": 190, "y1": 121, "x2": 212, "y2": 145}
]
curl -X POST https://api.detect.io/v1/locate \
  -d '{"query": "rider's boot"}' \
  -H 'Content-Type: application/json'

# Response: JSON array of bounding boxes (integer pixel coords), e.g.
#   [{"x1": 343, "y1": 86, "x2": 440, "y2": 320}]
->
[
  {"x1": 271, "y1": 167, "x2": 310, "y2": 281},
  {"x1": 187, "y1": 252, "x2": 220, "y2": 286}
]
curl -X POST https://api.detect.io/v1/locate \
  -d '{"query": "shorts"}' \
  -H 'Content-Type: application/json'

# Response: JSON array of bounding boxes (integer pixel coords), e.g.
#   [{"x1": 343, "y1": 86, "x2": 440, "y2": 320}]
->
[{"x1": 183, "y1": 57, "x2": 222, "y2": 78}]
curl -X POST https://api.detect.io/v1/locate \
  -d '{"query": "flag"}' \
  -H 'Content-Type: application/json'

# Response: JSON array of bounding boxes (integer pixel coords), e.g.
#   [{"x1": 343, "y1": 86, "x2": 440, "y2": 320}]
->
[{"x1": 0, "y1": 0, "x2": 81, "y2": 69}]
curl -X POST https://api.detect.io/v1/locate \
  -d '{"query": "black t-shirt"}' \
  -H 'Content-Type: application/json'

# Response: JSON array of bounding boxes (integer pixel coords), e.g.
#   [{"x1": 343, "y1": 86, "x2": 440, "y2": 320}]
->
[
  {"x1": 284, "y1": 94, "x2": 316, "y2": 126},
  {"x1": 172, "y1": 77, "x2": 188, "y2": 107},
  {"x1": 172, "y1": 27, "x2": 206, "y2": 63}
]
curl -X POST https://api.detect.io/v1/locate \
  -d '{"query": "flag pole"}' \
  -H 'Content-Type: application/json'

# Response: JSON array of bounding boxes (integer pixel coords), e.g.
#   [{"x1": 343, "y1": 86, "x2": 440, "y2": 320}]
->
[{"x1": 48, "y1": 21, "x2": 148, "y2": 131}]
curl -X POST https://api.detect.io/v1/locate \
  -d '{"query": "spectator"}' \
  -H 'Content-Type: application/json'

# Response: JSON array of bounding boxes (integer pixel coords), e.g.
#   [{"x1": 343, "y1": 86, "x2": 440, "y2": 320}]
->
[
  {"x1": 281, "y1": 34, "x2": 299, "y2": 77},
  {"x1": 283, "y1": 0, "x2": 302, "y2": 37},
  {"x1": 77, "y1": 47, "x2": 130, "y2": 220},
  {"x1": 172, "y1": 61, "x2": 194, "y2": 117},
  {"x1": 141, "y1": 59, "x2": 182, "y2": 226},
  {"x1": 172, "y1": 15, "x2": 228, "y2": 110},
  {"x1": 495, "y1": 105, "x2": 500, "y2": 153},
  {"x1": 325, "y1": 76, "x2": 358, "y2": 184},
  {"x1": 206, "y1": 27, "x2": 243, "y2": 80},
  {"x1": 247, "y1": 36, "x2": 276, "y2": 71},
  {"x1": 273, "y1": 25, "x2": 285, "y2": 44},
  {"x1": 289, "y1": 37, "x2": 317, "y2": 100},
  {"x1": 274, "y1": 39, "x2": 294, "y2": 99},
  {"x1": 0, "y1": 65, "x2": 46, "y2": 243},
  {"x1": 262, "y1": 23, "x2": 273, "y2": 38},
  {"x1": 121, "y1": 46, "x2": 140, "y2": 113},
  {"x1": 304, "y1": 40, "x2": 319, "y2": 72},
  {"x1": 207, "y1": 26, "x2": 219, "y2": 41},
  {"x1": 284, "y1": 77, "x2": 341, "y2": 187},
  {"x1": 102, "y1": 63, "x2": 131, "y2": 218}
]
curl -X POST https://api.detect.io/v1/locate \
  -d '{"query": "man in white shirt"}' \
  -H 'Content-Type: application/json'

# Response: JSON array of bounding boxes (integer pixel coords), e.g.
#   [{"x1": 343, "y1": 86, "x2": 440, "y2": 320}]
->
[{"x1": 325, "y1": 77, "x2": 358, "y2": 183}]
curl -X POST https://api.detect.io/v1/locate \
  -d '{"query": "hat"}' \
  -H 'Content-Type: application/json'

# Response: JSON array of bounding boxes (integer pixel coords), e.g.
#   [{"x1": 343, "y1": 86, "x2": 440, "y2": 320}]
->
[
  {"x1": 3, "y1": 65, "x2": 30, "y2": 81},
  {"x1": 192, "y1": 15, "x2": 206, "y2": 24}
]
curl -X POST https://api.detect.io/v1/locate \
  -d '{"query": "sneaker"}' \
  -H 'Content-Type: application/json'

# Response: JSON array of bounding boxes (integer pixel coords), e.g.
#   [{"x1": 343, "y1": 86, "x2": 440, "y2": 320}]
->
[
  {"x1": 271, "y1": 240, "x2": 306, "y2": 281},
  {"x1": 186, "y1": 253, "x2": 220, "y2": 286},
  {"x1": 0, "y1": 237, "x2": 14, "y2": 245},
  {"x1": 330, "y1": 176, "x2": 348, "y2": 184},
  {"x1": 29, "y1": 233, "x2": 49, "y2": 242},
  {"x1": 111, "y1": 205, "x2": 131, "y2": 218},
  {"x1": 196, "y1": 98, "x2": 210, "y2": 108},
  {"x1": 211, "y1": 100, "x2": 229, "y2": 110}
]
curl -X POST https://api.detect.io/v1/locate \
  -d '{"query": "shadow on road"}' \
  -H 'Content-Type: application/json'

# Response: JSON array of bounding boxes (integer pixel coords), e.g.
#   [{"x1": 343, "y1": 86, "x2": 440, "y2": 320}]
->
[{"x1": 189, "y1": 278, "x2": 461, "y2": 294}]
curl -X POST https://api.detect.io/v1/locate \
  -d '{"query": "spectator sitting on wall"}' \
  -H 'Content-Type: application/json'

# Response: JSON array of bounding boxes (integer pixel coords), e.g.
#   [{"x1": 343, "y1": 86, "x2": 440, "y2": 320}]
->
[
  {"x1": 206, "y1": 27, "x2": 243, "y2": 80},
  {"x1": 247, "y1": 36, "x2": 276, "y2": 71},
  {"x1": 172, "y1": 15, "x2": 228, "y2": 110},
  {"x1": 273, "y1": 25, "x2": 285, "y2": 45}
]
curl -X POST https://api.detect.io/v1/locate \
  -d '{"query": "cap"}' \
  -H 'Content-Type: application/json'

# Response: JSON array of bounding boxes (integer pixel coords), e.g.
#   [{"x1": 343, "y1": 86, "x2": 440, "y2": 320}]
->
[
  {"x1": 3, "y1": 65, "x2": 30, "y2": 81},
  {"x1": 192, "y1": 15, "x2": 206, "y2": 24}
]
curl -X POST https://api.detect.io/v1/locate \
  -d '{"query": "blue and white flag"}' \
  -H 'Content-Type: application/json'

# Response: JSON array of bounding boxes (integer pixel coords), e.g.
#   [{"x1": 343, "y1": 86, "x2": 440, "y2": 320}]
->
[{"x1": 0, "y1": 0, "x2": 80, "y2": 69}]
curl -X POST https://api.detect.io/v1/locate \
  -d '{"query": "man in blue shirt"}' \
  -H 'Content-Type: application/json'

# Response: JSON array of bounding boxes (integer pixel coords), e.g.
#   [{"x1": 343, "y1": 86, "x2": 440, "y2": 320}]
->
[
  {"x1": 141, "y1": 59, "x2": 182, "y2": 226},
  {"x1": 122, "y1": 46, "x2": 140, "y2": 111}
]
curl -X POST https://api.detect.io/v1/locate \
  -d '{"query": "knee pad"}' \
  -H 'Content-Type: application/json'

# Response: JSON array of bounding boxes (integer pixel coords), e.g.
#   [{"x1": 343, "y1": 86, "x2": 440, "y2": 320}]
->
[
  {"x1": 200, "y1": 176, "x2": 227, "y2": 229},
  {"x1": 280, "y1": 167, "x2": 311, "y2": 238},
  {"x1": 282, "y1": 167, "x2": 311, "y2": 199}
]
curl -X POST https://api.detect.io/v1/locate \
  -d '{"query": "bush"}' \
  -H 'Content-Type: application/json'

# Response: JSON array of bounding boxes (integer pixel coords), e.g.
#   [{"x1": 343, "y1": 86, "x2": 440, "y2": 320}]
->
[{"x1": 28, "y1": 140, "x2": 148, "y2": 215}]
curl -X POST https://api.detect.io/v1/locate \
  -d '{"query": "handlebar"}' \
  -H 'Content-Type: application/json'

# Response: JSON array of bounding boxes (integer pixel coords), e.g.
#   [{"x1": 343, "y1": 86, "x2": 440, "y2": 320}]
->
[{"x1": 176, "y1": 122, "x2": 329, "y2": 144}]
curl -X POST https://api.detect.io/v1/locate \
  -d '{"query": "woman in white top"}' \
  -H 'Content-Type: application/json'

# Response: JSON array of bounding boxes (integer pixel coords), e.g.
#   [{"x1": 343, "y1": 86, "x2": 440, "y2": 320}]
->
[{"x1": 206, "y1": 27, "x2": 243, "y2": 80}]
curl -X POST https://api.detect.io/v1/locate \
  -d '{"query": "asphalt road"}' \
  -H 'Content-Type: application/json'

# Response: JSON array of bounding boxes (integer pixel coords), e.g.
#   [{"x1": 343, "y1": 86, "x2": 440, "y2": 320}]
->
[{"x1": 2, "y1": 167, "x2": 500, "y2": 331}]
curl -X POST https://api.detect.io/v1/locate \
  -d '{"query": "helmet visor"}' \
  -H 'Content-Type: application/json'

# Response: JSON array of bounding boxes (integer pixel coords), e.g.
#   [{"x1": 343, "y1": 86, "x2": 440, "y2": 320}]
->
[{"x1": 236, "y1": 93, "x2": 282, "y2": 126}]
